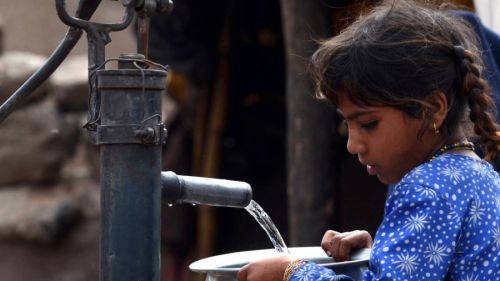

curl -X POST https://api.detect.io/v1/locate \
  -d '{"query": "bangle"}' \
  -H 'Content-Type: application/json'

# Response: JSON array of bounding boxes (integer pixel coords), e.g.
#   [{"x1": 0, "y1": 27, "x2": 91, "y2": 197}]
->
[{"x1": 283, "y1": 259, "x2": 307, "y2": 281}]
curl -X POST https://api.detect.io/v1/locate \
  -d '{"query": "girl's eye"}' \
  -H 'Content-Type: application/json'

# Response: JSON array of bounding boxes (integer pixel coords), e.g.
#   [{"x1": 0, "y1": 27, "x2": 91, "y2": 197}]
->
[{"x1": 360, "y1": 121, "x2": 378, "y2": 130}]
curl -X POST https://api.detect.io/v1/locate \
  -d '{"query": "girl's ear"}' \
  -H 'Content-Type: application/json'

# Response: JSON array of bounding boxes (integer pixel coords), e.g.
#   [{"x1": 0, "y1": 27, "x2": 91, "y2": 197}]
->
[{"x1": 430, "y1": 91, "x2": 448, "y2": 129}]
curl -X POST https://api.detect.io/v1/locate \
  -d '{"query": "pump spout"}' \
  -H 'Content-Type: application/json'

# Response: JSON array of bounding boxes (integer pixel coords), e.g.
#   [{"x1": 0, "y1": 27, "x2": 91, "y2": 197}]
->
[{"x1": 161, "y1": 171, "x2": 252, "y2": 208}]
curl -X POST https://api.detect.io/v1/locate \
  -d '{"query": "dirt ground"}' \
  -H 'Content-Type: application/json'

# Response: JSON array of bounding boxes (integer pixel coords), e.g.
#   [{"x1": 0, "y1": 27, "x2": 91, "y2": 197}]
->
[{"x1": 0, "y1": 0, "x2": 135, "y2": 57}]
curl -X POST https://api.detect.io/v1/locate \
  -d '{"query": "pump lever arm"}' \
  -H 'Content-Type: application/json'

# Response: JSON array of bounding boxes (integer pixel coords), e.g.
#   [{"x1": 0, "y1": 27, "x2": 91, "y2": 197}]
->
[
  {"x1": 55, "y1": 0, "x2": 135, "y2": 132},
  {"x1": 56, "y1": 0, "x2": 134, "y2": 33},
  {"x1": 0, "y1": 0, "x2": 103, "y2": 125}
]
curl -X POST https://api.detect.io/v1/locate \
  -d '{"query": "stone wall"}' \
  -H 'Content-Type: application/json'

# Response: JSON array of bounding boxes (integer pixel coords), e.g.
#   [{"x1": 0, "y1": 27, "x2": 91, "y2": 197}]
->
[
  {"x1": 0, "y1": 3, "x2": 180, "y2": 276},
  {"x1": 0, "y1": 27, "x2": 102, "y2": 281}
]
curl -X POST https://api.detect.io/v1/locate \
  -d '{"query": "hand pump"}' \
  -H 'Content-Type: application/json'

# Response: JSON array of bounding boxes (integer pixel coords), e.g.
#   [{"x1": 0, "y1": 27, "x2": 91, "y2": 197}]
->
[
  {"x1": 55, "y1": 1, "x2": 171, "y2": 280},
  {"x1": 0, "y1": 1, "x2": 252, "y2": 280}
]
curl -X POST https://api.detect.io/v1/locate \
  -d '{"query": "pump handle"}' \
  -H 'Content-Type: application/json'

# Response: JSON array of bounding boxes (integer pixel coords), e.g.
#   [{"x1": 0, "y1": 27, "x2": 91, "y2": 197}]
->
[{"x1": 0, "y1": 0, "x2": 104, "y2": 125}]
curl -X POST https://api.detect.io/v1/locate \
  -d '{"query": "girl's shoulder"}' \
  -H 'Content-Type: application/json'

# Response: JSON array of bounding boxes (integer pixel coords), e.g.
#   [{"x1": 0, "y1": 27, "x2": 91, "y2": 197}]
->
[
  {"x1": 394, "y1": 153, "x2": 500, "y2": 201},
  {"x1": 386, "y1": 154, "x2": 498, "y2": 224},
  {"x1": 402, "y1": 153, "x2": 498, "y2": 187},
  {"x1": 394, "y1": 154, "x2": 499, "y2": 206}
]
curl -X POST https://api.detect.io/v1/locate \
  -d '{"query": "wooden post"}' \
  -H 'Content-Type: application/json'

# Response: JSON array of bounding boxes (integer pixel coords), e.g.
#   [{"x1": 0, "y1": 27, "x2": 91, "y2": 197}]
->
[{"x1": 280, "y1": 0, "x2": 338, "y2": 245}]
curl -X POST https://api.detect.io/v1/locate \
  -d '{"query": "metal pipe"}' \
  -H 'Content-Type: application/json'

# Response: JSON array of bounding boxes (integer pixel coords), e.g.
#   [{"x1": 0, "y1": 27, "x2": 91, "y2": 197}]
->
[
  {"x1": 161, "y1": 171, "x2": 253, "y2": 208},
  {"x1": 98, "y1": 54, "x2": 166, "y2": 281}
]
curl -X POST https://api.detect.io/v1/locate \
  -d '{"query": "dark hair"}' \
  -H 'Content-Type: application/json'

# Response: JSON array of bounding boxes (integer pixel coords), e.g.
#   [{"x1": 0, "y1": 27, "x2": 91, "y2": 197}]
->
[{"x1": 310, "y1": 0, "x2": 500, "y2": 162}]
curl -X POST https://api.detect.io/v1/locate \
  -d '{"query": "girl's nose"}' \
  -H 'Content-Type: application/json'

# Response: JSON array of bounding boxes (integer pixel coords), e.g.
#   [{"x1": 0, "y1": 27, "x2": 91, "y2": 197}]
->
[{"x1": 346, "y1": 130, "x2": 366, "y2": 155}]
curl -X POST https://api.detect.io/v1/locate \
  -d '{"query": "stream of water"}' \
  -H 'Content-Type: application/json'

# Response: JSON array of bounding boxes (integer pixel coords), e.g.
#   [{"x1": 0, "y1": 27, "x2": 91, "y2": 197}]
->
[{"x1": 245, "y1": 200, "x2": 290, "y2": 254}]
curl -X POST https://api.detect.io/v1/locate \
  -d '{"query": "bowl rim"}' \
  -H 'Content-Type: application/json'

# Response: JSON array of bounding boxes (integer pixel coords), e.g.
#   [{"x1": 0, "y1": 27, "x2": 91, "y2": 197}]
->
[{"x1": 189, "y1": 247, "x2": 371, "y2": 273}]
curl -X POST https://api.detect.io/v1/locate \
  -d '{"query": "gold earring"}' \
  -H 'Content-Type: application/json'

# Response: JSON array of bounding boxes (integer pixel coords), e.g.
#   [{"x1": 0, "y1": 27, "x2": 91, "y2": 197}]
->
[{"x1": 433, "y1": 122, "x2": 440, "y2": 134}]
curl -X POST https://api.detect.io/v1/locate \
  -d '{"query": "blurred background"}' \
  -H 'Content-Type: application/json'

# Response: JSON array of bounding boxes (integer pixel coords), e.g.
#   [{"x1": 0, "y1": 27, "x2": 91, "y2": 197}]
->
[
  {"x1": 0, "y1": 1, "x2": 135, "y2": 281},
  {"x1": 0, "y1": 1, "x2": 495, "y2": 281}
]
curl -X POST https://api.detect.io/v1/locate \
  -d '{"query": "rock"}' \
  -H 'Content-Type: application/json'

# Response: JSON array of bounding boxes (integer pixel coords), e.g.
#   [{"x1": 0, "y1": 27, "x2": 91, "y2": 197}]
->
[
  {"x1": 49, "y1": 55, "x2": 89, "y2": 112},
  {"x1": 0, "y1": 51, "x2": 49, "y2": 106},
  {"x1": 0, "y1": 178, "x2": 100, "y2": 280},
  {"x1": 58, "y1": 112, "x2": 86, "y2": 160},
  {"x1": 0, "y1": 176, "x2": 99, "y2": 242},
  {"x1": 0, "y1": 99, "x2": 66, "y2": 185},
  {"x1": 0, "y1": 218, "x2": 99, "y2": 281},
  {"x1": 0, "y1": 186, "x2": 80, "y2": 243},
  {"x1": 60, "y1": 131, "x2": 98, "y2": 182}
]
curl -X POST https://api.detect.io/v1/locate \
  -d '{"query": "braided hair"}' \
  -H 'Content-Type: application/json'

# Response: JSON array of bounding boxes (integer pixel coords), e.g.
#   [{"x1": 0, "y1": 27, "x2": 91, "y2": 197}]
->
[
  {"x1": 452, "y1": 45, "x2": 500, "y2": 161},
  {"x1": 310, "y1": 0, "x2": 500, "y2": 163}
]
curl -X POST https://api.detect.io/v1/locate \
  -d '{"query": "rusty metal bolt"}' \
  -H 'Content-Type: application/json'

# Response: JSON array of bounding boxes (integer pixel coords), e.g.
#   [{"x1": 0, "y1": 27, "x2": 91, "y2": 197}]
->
[
  {"x1": 156, "y1": 0, "x2": 173, "y2": 14},
  {"x1": 135, "y1": 126, "x2": 155, "y2": 143}
]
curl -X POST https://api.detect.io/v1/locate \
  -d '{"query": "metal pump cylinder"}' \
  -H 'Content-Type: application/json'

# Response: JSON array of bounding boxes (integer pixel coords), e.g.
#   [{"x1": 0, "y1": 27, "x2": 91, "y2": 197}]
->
[
  {"x1": 98, "y1": 53, "x2": 166, "y2": 281},
  {"x1": 161, "y1": 171, "x2": 252, "y2": 208}
]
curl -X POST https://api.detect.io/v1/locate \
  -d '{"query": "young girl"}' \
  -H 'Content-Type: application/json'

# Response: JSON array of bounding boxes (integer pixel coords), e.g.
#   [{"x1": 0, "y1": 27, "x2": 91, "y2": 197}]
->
[{"x1": 237, "y1": 0, "x2": 500, "y2": 280}]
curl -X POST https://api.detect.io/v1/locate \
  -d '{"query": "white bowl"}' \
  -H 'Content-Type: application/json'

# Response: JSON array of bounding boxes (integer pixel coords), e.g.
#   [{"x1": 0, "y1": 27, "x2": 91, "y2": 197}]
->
[{"x1": 190, "y1": 247, "x2": 370, "y2": 281}]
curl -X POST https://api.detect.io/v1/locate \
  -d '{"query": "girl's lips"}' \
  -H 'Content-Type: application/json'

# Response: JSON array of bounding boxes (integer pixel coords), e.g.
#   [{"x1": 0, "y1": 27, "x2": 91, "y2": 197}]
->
[{"x1": 366, "y1": 164, "x2": 378, "y2": 175}]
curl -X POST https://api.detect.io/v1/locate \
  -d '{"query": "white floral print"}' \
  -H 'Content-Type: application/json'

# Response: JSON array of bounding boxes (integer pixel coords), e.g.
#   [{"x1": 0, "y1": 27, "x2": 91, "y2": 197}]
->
[
  {"x1": 415, "y1": 186, "x2": 438, "y2": 198},
  {"x1": 403, "y1": 213, "x2": 429, "y2": 233},
  {"x1": 460, "y1": 274, "x2": 479, "y2": 281},
  {"x1": 493, "y1": 226, "x2": 500, "y2": 248},
  {"x1": 440, "y1": 164, "x2": 463, "y2": 182},
  {"x1": 469, "y1": 198, "x2": 485, "y2": 225},
  {"x1": 424, "y1": 242, "x2": 448, "y2": 265},
  {"x1": 393, "y1": 252, "x2": 419, "y2": 274}
]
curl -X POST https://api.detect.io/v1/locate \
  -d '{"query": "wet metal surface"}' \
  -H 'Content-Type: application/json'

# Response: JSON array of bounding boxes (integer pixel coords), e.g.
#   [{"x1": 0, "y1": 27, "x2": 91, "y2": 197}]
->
[{"x1": 98, "y1": 57, "x2": 166, "y2": 281}]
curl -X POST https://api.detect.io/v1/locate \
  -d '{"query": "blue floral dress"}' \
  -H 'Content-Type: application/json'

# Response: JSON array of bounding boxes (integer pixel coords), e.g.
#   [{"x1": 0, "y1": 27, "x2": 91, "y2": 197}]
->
[{"x1": 290, "y1": 154, "x2": 500, "y2": 281}]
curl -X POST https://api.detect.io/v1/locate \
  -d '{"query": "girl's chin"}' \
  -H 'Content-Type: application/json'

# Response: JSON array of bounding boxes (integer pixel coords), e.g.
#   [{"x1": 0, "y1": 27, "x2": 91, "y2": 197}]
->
[
  {"x1": 367, "y1": 165, "x2": 403, "y2": 184},
  {"x1": 377, "y1": 176, "x2": 390, "y2": 185},
  {"x1": 376, "y1": 173, "x2": 400, "y2": 185}
]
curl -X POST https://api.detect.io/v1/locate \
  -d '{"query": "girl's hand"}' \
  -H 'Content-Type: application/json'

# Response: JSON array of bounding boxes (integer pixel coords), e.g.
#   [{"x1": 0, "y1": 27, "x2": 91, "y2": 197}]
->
[
  {"x1": 237, "y1": 255, "x2": 291, "y2": 281},
  {"x1": 321, "y1": 230, "x2": 372, "y2": 262}
]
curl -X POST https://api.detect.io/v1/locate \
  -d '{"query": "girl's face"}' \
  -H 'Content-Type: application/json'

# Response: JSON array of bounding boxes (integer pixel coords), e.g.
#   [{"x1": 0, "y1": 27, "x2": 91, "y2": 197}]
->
[{"x1": 337, "y1": 96, "x2": 436, "y2": 184}]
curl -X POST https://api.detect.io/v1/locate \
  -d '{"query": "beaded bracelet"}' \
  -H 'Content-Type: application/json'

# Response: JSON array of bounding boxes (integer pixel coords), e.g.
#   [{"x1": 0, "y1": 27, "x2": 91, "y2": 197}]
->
[{"x1": 283, "y1": 259, "x2": 307, "y2": 281}]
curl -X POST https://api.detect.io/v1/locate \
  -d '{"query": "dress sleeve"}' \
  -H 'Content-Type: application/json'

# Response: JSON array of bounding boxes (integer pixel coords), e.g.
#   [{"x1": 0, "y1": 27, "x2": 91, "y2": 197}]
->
[
  {"x1": 368, "y1": 183, "x2": 462, "y2": 280},
  {"x1": 288, "y1": 262, "x2": 354, "y2": 281}
]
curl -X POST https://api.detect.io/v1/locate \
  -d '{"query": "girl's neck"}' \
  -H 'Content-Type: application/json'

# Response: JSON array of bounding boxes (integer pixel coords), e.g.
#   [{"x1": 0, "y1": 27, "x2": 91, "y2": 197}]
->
[
  {"x1": 453, "y1": 149, "x2": 480, "y2": 159},
  {"x1": 428, "y1": 131, "x2": 479, "y2": 161}
]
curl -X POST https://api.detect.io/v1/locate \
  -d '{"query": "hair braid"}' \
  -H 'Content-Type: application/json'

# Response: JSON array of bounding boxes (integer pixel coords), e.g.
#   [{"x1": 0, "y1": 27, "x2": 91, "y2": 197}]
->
[{"x1": 454, "y1": 46, "x2": 500, "y2": 161}]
